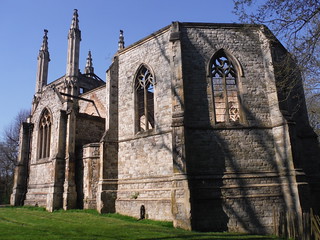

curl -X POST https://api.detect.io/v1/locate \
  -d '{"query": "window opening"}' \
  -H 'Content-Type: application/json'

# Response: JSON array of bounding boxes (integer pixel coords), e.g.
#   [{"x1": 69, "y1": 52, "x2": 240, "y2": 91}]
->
[
  {"x1": 79, "y1": 87, "x2": 84, "y2": 94},
  {"x1": 39, "y1": 109, "x2": 51, "y2": 159},
  {"x1": 211, "y1": 52, "x2": 240, "y2": 123},
  {"x1": 135, "y1": 66, "x2": 155, "y2": 132}
]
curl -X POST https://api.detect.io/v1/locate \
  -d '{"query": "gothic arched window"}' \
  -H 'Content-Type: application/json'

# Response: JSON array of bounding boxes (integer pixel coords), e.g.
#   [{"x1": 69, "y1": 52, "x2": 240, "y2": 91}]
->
[
  {"x1": 210, "y1": 50, "x2": 240, "y2": 123},
  {"x1": 135, "y1": 65, "x2": 155, "y2": 132},
  {"x1": 38, "y1": 109, "x2": 52, "y2": 159}
]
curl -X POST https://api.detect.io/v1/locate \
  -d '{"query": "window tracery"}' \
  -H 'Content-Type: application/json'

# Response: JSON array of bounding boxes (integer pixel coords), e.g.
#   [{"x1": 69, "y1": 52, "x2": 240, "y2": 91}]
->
[
  {"x1": 211, "y1": 51, "x2": 240, "y2": 123},
  {"x1": 38, "y1": 109, "x2": 51, "y2": 159},
  {"x1": 135, "y1": 65, "x2": 155, "y2": 132}
]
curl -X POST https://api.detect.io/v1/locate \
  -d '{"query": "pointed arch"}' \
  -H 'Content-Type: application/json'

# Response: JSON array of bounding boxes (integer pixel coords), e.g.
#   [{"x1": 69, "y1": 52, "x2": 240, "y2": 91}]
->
[
  {"x1": 134, "y1": 64, "x2": 155, "y2": 132},
  {"x1": 209, "y1": 49, "x2": 244, "y2": 124},
  {"x1": 38, "y1": 108, "x2": 52, "y2": 159},
  {"x1": 208, "y1": 48, "x2": 244, "y2": 77}
]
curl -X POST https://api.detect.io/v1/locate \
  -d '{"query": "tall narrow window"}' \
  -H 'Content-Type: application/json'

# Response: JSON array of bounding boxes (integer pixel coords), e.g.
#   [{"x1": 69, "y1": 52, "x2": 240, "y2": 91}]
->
[
  {"x1": 211, "y1": 51, "x2": 240, "y2": 123},
  {"x1": 135, "y1": 65, "x2": 155, "y2": 132},
  {"x1": 38, "y1": 109, "x2": 51, "y2": 159}
]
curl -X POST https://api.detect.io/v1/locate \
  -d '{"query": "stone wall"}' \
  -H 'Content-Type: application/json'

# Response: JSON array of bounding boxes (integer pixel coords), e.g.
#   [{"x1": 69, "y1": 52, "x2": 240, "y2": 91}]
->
[
  {"x1": 76, "y1": 114, "x2": 105, "y2": 147},
  {"x1": 78, "y1": 85, "x2": 106, "y2": 118},
  {"x1": 75, "y1": 114, "x2": 105, "y2": 208},
  {"x1": 83, "y1": 143, "x2": 100, "y2": 209},
  {"x1": 117, "y1": 27, "x2": 172, "y2": 138},
  {"x1": 24, "y1": 87, "x2": 65, "y2": 208},
  {"x1": 179, "y1": 23, "x2": 299, "y2": 233},
  {"x1": 180, "y1": 24, "x2": 271, "y2": 128},
  {"x1": 185, "y1": 128, "x2": 287, "y2": 233},
  {"x1": 115, "y1": 27, "x2": 174, "y2": 220}
]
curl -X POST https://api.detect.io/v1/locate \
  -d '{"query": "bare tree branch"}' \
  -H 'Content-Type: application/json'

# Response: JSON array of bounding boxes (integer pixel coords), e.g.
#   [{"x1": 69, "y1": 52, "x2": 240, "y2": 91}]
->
[
  {"x1": 233, "y1": 0, "x2": 320, "y2": 135},
  {"x1": 0, "y1": 109, "x2": 30, "y2": 203}
]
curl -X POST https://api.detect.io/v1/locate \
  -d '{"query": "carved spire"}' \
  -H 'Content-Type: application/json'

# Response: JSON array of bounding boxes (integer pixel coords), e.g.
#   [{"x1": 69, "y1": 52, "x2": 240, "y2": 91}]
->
[
  {"x1": 67, "y1": 9, "x2": 81, "y2": 42},
  {"x1": 66, "y1": 9, "x2": 81, "y2": 96},
  {"x1": 118, "y1": 30, "x2": 125, "y2": 50},
  {"x1": 35, "y1": 29, "x2": 50, "y2": 94},
  {"x1": 70, "y1": 9, "x2": 79, "y2": 30},
  {"x1": 41, "y1": 29, "x2": 49, "y2": 51},
  {"x1": 84, "y1": 50, "x2": 94, "y2": 74}
]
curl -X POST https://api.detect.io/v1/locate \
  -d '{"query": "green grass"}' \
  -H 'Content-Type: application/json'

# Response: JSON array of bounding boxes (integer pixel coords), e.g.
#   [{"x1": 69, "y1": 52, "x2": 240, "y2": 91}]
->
[{"x1": 0, "y1": 206, "x2": 285, "y2": 240}]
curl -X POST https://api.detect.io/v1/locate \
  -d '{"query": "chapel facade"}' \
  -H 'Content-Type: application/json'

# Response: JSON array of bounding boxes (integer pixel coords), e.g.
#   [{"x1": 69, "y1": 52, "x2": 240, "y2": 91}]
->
[{"x1": 11, "y1": 10, "x2": 320, "y2": 234}]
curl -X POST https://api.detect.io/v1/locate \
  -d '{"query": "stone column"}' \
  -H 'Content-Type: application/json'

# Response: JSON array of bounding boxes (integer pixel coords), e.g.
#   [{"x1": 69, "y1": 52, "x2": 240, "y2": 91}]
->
[
  {"x1": 35, "y1": 29, "x2": 50, "y2": 94},
  {"x1": 11, "y1": 122, "x2": 33, "y2": 206},
  {"x1": 46, "y1": 111, "x2": 67, "y2": 211},
  {"x1": 96, "y1": 55, "x2": 119, "y2": 213},
  {"x1": 63, "y1": 107, "x2": 77, "y2": 209},
  {"x1": 83, "y1": 143, "x2": 100, "y2": 209},
  {"x1": 169, "y1": 22, "x2": 192, "y2": 230},
  {"x1": 259, "y1": 26, "x2": 303, "y2": 217}
]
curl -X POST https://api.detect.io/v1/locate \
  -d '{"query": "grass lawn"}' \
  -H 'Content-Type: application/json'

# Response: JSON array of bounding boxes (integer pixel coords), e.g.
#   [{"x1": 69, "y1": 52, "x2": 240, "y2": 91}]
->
[{"x1": 0, "y1": 206, "x2": 285, "y2": 240}]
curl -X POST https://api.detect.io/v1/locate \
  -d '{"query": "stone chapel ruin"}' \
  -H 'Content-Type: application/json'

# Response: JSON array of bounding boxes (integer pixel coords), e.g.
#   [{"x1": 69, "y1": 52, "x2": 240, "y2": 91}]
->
[{"x1": 11, "y1": 9, "x2": 320, "y2": 234}]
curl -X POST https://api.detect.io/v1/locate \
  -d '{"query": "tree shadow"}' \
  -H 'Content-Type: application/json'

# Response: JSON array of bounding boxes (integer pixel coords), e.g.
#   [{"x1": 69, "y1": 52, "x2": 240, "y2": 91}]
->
[
  {"x1": 103, "y1": 22, "x2": 319, "y2": 236},
  {"x1": 138, "y1": 235, "x2": 279, "y2": 240},
  {"x1": 178, "y1": 24, "x2": 316, "y2": 234}
]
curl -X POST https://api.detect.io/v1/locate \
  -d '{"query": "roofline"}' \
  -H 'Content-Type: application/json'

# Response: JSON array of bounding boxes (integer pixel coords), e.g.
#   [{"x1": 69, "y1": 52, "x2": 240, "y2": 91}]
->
[
  {"x1": 46, "y1": 71, "x2": 105, "y2": 87},
  {"x1": 116, "y1": 22, "x2": 266, "y2": 55},
  {"x1": 47, "y1": 75, "x2": 66, "y2": 86},
  {"x1": 79, "y1": 83, "x2": 106, "y2": 97},
  {"x1": 179, "y1": 22, "x2": 264, "y2": 29},
  {"x1": 117, "y1": 24, "x2": 171, "y2": 55}
]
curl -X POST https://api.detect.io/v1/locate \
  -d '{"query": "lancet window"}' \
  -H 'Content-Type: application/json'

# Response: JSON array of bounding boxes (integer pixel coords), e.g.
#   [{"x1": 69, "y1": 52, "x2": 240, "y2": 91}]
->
[
  {"x1": 38, "y1": 109, "x2": 52, "y2": 159},
  {"x1": 135, "y1": 65, "x2": 155, "y2": 132},
  {"x1": 210, "y1": 50, "x2": 240, "y2": 123}
]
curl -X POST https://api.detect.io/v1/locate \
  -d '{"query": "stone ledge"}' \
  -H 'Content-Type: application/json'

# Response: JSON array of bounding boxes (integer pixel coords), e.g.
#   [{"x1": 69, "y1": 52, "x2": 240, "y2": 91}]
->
[
  {"x1": 117, "y1": 198, "x2": 171, "y2": 202},
  {"x1": 118, "y1": 129, "x2": 172, "y2": 142}
]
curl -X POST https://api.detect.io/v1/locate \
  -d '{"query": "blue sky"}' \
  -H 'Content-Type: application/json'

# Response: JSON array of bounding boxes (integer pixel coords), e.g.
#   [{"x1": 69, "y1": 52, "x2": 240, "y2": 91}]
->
[{"x1": 0, "y1": 0, "x2": 238, "y2": 136}]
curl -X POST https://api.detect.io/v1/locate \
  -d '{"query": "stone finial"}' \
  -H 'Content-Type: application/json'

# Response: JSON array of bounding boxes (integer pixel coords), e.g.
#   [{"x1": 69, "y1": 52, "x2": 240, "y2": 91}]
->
[
  {"x1": 85, "y1": 50, "x2": 94, "y2": 74},
  {"x1": 118, "y1": 30, "x2": 125, "y2": 50},
  {"x1": 35, "y1": 29, "x2": 50, "y2": 94},
  {"x1": 66, "y1": 8, "x2": 81, "y2": 79},
  {"x1": 38, "y1": 29, "x2": 50, "y2": 60},
  {"x1": 70, "y1": 9, "x2": 79, "y2": 29},
  {"x1": 40, "y1": 29, "x2": 49, "y2": 52}
]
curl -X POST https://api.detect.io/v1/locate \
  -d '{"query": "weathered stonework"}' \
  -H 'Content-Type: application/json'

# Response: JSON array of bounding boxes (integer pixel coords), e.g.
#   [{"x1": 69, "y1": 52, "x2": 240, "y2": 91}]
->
[
  {"x1": 83, "y1": 143, "x2": 100, "y2": 209},
  {"x1": 11, "y1": 10, "x2": 320, "y2": 235},
  {"x1": 78, "y1": 85, "x2": 106, "y2": 118}
]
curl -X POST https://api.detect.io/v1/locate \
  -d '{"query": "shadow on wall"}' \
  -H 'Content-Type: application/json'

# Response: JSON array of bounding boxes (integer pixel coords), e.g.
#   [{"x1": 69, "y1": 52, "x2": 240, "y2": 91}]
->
[{"x1": 180, "y1": 26, "x2": 306, "y2": 234}]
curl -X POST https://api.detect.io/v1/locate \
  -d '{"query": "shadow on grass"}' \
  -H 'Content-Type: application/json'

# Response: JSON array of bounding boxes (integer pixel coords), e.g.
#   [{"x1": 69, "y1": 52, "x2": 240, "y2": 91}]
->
[
  {"x1": 53, "y1": 209, "x2": 284, "y2": 239},
  {"x1": 0, "y1": 205, "x2": 46, "y2": 211},
  {"x1": 1, "y1": 207, "x2": 284, "y2": 240},
  {"x1": 138, "y1": 236, "x2": 281, "y2": 240}
]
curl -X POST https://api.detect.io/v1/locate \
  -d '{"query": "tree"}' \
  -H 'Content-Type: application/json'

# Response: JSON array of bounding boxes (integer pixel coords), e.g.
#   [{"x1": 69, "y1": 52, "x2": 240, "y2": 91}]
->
[
  {"x1": 0, "y1": 109, "x2": 30, "y2": 204},
  {"x1": 233, "y1": 0, "x2": 320, "y2": 134},
  {"x1": 306, "y1": 92, "x2": 320, "y2": 136}
]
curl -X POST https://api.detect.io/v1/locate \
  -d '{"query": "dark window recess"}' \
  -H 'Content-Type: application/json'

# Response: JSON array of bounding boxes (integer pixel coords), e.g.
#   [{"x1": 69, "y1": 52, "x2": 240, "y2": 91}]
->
[
  {"x1": 79, "y1": 87, "x2": 85, "y2": 94},
  {"x1": 38, "y1": 109, "x2": 52, "y2": 159}
]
